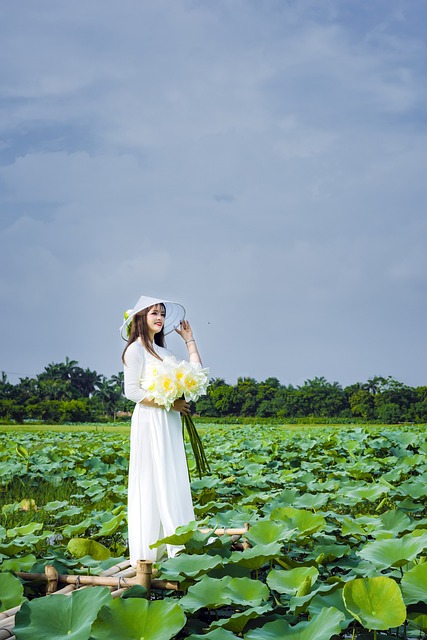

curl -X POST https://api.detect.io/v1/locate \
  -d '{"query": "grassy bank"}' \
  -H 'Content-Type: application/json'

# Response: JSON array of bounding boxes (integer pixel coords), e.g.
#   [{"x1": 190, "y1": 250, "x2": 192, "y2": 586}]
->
[{"x1": 1, "y1": 421, "x2": 425, "y2": 435}]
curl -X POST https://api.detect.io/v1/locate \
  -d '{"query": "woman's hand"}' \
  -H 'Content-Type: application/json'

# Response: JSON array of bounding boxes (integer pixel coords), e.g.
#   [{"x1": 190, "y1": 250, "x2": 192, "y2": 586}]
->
[
  {"x1": 172, "y1": 398, "x2": 191, "y2": 415},
  {"x1": 175, "y1": 319, "x2": 194, "y2": 343},
  {"x1": 175, "y1": 319, "x2": 202, "y2": 365}
]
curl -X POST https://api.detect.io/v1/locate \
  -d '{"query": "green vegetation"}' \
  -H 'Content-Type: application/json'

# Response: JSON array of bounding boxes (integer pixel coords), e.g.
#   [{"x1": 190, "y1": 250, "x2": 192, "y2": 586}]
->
[
  {"x1": 0, "y1": 359, "x2": 127, "y2": 423},
  {"x1": 1, "y1": 423, "x2": 426, "y2": 638},
  {"x1": 1, "y1": 360, "x2": 427, "y2": 423}
]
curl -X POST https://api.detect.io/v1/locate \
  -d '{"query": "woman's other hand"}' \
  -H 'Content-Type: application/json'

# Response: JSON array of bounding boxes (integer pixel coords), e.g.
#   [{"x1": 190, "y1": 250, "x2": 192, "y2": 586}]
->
[
  {"x1": 175, "y1": 319, "x2": 194, "y2": 343},
  {"x1": 172, "y1": 398, "x2": 191, "y2": 415}
]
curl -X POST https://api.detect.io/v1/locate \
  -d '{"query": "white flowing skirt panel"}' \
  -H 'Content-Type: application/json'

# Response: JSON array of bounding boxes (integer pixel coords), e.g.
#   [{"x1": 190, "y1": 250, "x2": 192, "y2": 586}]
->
[{"x1": 127, "y1": 403, "x2": 195, "y2": 565}]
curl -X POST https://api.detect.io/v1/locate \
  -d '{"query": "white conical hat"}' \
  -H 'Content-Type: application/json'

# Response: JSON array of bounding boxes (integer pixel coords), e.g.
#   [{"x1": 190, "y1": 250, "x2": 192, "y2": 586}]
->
[{"x1": 119, "y1": 295, "x2": 186, "y2": 340}]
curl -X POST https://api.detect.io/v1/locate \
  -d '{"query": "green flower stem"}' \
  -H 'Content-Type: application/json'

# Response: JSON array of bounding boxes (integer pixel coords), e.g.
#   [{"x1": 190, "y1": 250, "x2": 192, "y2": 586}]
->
[{"x1": 181, "y1": 413, "x2": 210, "y2": 479}]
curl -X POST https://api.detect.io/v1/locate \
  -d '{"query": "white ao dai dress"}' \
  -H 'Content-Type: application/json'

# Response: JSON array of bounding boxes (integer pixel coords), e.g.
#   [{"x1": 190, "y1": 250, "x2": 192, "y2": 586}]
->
[{"x1": 124, "y1": 338, "x2": 195, "y2": 565}]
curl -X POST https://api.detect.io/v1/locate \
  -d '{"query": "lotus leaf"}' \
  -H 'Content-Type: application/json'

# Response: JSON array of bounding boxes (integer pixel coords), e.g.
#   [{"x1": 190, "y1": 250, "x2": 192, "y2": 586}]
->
[
  {"x1": 0, "y1": 553, "x2": 37, "y2": 572},
  {"x1": 191, "y1": 477, "x2": 219, "y2": 491},
  {"x1": 188, "y1": 629, "x2": 239, "y2": 639},
  {"x1": 288, "y1": 582, "x2": 339, "y2": 615},
  {"x1": 246, "y1": 520, "x2": 294, "y2": 545},
  {"x1": 72, "y1": 554, "x2": 126, "y2": 573},
  {"x1": 158, "y1": 553, "x2": 224, "y2": 580},
  {"x1": 17, "y1": 531, "x2": 54, "y2": 546},
  {"x1": 374, "y1": 509, "x2": 412, "y2": 537},
  {"x1": 293, "y1": 492, "x2": 329, "y2": 509},
  {"x1": 308, "y1": 587, "x2": 353, "y2": 628},
  {"x1": 244, "y1": 605, "x2": 344, "y2": 639},
  {"x1": 54, "y1": 506, "x2": 83, "y2": 518},
  {"x1": 93, "y1": 511, "x2": 125, "y2": 538},
  {"x1": 343, "y1": 576, "x2": 406, "y2": 630},
  {"x1": 180, "y1": 575, "x2": 269, "y2": 613},
  {"x1": 271, "y1": 488, "x2": 299, "y2": 506},
  {"x1": 91, "y1": 597, "x2": 186, "y2": 640},
  {"x1": 338, "y1": 483, "x2": 389, "y2": 504},
  {"x1": 226, "y1": 577, "x2": 270, "y2": 606},
  {"x1": 401, "y1": 563, "x2": 427, "y2": 605},
  {"x1": 44, "y1": 500, "x2": 69, "y2": 512},
  {"x1": 62, "y1": 517, "x2": 93, "y2": 537},
  {"x1": 340, "y1": 516, "x2": 370, "y2": 536},
  {"x1": 180, "y1": 575, "x2": 232, "y2": 612},
  {"x1": 267, "y1": 566, "x2": 319, "y2": 595},
  {"x1": 210, "y1": 509, "x2": 251, "y2": 527},
  {"x1": 184, "y1": 529, "x2": 222, "y2": 552},
  {"x1": 397, "y1": 479, "x2": 426, "y2": 499},
  {"x1": 358, "y1": 530, "x2": 427, "y2": 569},
  {"x1": 14, "y1": 585, "x2": 111, "y2": 640},
  {"x1": 269, "y1": 507, "x2": 326, "y2": 536},
  {"x1": 194, "y1": 500, "x2": 232, "y2": 515},
  {"x1": 209, "y1": 604, "x2": 272, "y2": 634},
  {"x1": 310, "y1": 543, "x2": 351, "y2": 563},
  {"x1": 0, "y1": 540, "x2": 22, "y2": 557},
  {"x1": 121, "y1": 584, "x2": 148, "y2": 599},
  {"x1": 150, "y1": 520, "x2": 199, "y2": 548},
  {"x1": 67, "y1": 538, "x2": 110, "y2": 560},
  {"x1": 407, "y1": 611, "x2": 427, "y2": 632},
  {"x1": 0, "y1": 571, "x2": 24, "y2": 612},
  {"x1": 7, "y1": 522, "x2": 43, "y2": 538},
  {"x1": 228, "y1": 542, "x2": 282, "y2": 569}
]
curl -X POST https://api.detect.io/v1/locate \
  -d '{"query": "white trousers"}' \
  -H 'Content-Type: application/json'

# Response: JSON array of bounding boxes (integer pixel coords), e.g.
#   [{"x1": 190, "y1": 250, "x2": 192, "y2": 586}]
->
[{"x1": 127, "y1": 403, "x2": 195, "y2": 565}]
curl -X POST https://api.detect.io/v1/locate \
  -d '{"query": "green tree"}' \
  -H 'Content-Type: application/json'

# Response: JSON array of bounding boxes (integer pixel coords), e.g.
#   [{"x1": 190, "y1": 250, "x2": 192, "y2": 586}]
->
[
  {"x1": 208, "y1": 380, "x2": 236, "y2": 416},
  {"x1": 93, "y1": 376, "x2": 123, "y2": 419},
  {"x1": 363, "y1": 376, "x2": 387, "y2": 395},
  {"x1": 295, "y1": 377, "x2": 347, "y2": 417},
  {"x1": 235, "y1": 377, "x2": 258, "y2": 416},
  {"x1": 348, "y1": 389, "x2": 375, "y2": 419}
]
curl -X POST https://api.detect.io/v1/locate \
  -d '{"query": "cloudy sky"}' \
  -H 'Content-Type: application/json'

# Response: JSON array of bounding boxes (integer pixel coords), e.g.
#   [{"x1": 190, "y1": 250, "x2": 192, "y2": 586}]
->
[{"x1": 1, "y1": 0, "x2": 426, "y2": 389}]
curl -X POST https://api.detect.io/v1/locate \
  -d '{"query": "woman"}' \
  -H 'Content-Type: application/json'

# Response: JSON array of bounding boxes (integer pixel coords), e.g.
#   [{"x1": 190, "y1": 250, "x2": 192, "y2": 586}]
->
[{"x1": 120, "y1": 295, "x2": 202, "y2": 565}]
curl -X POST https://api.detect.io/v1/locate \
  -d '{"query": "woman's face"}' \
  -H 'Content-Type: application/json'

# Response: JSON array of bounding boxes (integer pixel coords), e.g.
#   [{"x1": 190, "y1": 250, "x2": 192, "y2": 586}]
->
[{"x1": 146, "y1": 304, "x2": 166, "y2": 338}]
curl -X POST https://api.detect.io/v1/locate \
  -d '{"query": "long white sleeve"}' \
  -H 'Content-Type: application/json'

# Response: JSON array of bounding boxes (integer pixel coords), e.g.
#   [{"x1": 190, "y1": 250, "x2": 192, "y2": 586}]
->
[{"x1": 123, "y1": 341, "x2": 149, "y2": 404}]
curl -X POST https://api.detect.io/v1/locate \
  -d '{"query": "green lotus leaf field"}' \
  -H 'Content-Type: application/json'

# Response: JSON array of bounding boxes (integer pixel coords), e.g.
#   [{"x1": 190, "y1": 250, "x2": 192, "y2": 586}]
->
[{"x1": 0, "y1": 422, "x2": 426, "y2": 639}]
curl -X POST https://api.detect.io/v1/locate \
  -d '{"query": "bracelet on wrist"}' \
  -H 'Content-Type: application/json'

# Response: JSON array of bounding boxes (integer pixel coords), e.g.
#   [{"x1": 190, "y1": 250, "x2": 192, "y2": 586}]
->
[{"x1": 186, "y1": 339, "x2": 196, "y2": 344}]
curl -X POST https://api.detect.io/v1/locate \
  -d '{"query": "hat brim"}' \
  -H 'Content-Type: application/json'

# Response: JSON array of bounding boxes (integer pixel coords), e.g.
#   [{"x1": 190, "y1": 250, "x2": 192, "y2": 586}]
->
[{"x1": 120, "y1": 296, "x2": 186, "y2": 340}]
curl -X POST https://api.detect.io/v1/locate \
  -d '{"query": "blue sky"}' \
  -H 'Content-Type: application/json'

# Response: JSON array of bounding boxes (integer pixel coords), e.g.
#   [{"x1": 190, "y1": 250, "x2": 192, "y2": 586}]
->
[{"x1": 1, "y1": 0, "x2": 426, "y2": 388}]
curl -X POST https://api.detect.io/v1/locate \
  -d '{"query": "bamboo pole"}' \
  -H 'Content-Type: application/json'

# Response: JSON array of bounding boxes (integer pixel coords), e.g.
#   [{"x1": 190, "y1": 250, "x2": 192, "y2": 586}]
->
[
  {"x1": 135, "y1": 560, "x2": 152, "y2": 598},
  {"x1": 6, "y1": 525, "x2": 249, "y2": 633},
  {"x1": 0, "y1": 606, "x2": 20, "y2": 621},
  {"x1": 0, "y1": 617, "x2": 15, "y2": 639},
  {"x1": 0, "y1": 618, "x2": 14, "y2": 632},
  {"x1": 199, "y1": 527, "x2": 248, "y2": 536},
  {"x1": 53, "y1": 584, "x2": 75, "y2": 596},
  {"x1": 45, "y1": 565, "x2": 59, "y2": 594},
  {"x1": 98, "y1": 559, "x2": 132, "y2": 576},
  {"x1": 14, "y1": 570, "x2": 179, "y2": 592},
  {"x1": 110, "y1": 567, "x2": 138, "y2": 579}
]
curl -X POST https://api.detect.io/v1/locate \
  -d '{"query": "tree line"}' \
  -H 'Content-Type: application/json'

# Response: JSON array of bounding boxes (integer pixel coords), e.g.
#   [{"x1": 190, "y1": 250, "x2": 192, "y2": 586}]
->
[{"x1": 0, "y1": 358, "x2": 426, "y2": 424}]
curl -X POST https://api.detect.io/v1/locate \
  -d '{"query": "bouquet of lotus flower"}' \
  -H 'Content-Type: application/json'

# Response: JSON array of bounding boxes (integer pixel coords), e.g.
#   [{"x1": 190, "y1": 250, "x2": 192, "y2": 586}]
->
[{"x1": 141, "y1": 357, "x2": 210, "y2": 478}]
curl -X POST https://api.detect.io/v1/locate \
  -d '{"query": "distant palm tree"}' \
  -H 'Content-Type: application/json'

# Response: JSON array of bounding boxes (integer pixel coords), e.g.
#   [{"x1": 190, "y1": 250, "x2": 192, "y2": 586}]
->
[
  {"x1": 363, "y1": 376, "x2": 387, "y2": 395},
  {"x1": 110, "y1": 372, "x2": 124, "y2": 392},
  {"x1": 94, "y1": 376, "x2": 123, "y2": 418}
]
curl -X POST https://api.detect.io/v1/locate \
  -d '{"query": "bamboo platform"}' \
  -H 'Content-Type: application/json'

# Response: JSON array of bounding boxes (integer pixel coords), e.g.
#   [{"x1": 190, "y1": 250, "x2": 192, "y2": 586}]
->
[{"x1": 0, "y1": 525, "x2": 250, "y2": 639}]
